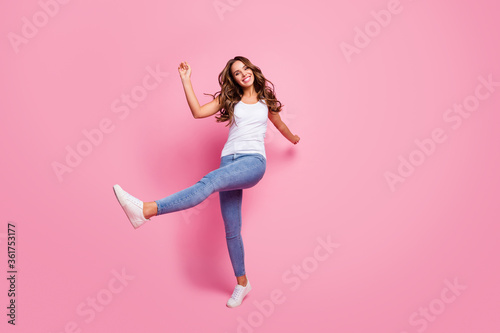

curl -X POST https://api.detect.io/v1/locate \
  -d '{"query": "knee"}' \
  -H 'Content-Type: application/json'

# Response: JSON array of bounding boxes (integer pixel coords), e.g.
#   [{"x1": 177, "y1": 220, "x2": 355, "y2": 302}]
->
[{"x1": 198, "y1": 177, "x2": 216, "y2": 192}]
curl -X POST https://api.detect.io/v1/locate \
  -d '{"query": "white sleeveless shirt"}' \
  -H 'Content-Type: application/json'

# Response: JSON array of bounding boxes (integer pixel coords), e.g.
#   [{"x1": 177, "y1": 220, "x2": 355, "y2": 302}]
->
[{"x1": 221, "y1": 99, "x2": 268, "y2": 159}]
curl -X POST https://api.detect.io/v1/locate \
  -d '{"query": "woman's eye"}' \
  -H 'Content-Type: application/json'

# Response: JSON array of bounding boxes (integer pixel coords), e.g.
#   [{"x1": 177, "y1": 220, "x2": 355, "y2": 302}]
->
[{"x1": 234, "y1": 67, "x2": 248, "y2": 76}]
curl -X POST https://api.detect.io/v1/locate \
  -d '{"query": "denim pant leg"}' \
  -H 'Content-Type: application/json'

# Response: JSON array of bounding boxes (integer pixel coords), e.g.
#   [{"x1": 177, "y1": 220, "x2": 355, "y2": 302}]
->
[
  {"x1": 219, "y1": 154, "x2": 266, "y2": 277},
  {"x1": 154, "y1": 153, "x2": 266, "y2": 215},
  {"x1": 154, "y1": 153, "x2": 266, "y2": 277},
  {"x1": 220, "y1": 188, "x2": 245, "y2": 277}
]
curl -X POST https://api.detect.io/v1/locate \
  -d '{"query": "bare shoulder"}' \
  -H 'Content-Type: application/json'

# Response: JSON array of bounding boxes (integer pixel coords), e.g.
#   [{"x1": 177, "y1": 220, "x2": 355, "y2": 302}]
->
[
  {"x1": 268, "y1": 108, "x2": 282, "y2": 126},
  {"x1": 207, "y1": 95, "x2": 222, "y2": 108}
]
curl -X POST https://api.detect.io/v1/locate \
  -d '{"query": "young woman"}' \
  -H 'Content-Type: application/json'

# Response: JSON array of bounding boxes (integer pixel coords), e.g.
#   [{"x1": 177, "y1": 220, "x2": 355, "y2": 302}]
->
[{"x1": 113, "y1": 56, "x2": 300, "y2": 308}]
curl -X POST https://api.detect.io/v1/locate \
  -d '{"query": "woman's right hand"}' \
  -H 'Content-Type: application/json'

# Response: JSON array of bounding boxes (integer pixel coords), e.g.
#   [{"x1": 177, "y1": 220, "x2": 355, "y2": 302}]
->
[{"x1": 178, "y1": 61, "x2": 191, "y2": 81}]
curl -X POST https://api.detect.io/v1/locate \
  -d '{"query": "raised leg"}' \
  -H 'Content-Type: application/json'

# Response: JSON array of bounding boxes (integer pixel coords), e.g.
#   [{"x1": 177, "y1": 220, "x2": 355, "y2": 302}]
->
[{"x1": 153, "y1": 154, "x2": 265, "y2": 217}]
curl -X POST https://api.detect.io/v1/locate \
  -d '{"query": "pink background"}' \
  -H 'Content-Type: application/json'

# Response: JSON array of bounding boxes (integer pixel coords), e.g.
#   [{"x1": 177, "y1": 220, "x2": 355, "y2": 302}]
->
[{"x1": 1, "y1": 0, "x2": 499, "y2": 332}]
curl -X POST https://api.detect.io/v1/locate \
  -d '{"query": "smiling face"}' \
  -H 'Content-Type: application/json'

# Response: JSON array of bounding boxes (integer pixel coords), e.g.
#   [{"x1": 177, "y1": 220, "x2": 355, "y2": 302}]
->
[{"x1": 231, "y1": 60, "x2": 254, "y2": 88}]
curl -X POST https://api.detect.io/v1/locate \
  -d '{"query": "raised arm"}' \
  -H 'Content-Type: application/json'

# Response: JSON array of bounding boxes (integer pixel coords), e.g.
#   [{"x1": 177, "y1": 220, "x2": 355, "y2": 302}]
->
[
  {"x1": 178, "y1": 61, "x2": 221, "y2": 119},
  {"x1": 268, "y1": 110, "x2": 300, "y2": 144}
]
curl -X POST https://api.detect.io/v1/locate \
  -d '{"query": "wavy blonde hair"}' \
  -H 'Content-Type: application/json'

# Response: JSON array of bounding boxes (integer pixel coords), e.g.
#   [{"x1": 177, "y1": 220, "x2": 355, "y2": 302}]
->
[{"x1": 205, "y1": 56, "x2": 283, "y2": 127}]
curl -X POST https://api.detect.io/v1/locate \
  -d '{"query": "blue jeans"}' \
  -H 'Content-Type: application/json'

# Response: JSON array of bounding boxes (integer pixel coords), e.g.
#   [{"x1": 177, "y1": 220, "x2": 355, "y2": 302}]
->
[{"x1": 154, "y1": 153, "x2": 266, "y2": 277}]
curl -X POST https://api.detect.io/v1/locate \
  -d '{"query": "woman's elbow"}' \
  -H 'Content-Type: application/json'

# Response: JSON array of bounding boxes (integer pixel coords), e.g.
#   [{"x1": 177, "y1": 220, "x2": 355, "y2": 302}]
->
[{"x1": 191, "y1": 108, "x2": 202, "y2": 119}]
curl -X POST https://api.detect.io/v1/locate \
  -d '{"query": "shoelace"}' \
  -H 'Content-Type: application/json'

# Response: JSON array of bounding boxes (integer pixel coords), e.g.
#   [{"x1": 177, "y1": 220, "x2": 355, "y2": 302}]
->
[{"x1": 230, "y1": 286, "x2": 244, "y2": 300}]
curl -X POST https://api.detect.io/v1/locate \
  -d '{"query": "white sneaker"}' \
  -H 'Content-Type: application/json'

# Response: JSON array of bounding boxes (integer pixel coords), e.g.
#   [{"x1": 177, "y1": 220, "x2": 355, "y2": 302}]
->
[
  {"x1": 113, "y1": 184, "x2": 150, "y2": 229},
  {"x1": 226, "y1": 280, "x2": 251, "y2": 308}
]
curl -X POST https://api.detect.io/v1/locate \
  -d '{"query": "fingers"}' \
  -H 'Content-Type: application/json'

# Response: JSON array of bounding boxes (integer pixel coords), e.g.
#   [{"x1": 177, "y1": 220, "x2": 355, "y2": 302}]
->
[
  {"x1": 178, "y1": 61, "x2": 189, "y2": 70},
  {"x1": 178, "y1": 61, "x2": 191, "y2": 79}
]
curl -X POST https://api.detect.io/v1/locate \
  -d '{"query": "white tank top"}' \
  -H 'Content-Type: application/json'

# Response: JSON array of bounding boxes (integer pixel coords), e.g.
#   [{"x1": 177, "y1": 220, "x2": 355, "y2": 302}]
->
[{"x1": 220, "y1": 99, "x2": 268, "y2": 159}]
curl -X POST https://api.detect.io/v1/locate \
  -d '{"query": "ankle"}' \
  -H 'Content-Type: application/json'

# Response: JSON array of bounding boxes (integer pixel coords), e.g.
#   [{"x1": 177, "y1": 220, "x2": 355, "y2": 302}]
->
[
  {"x1": 143, "y1": 202, "x2": 157, "y2": 219},
  {"x1": 236, "y1": 276, "x2": 248, "y2": 286}
]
